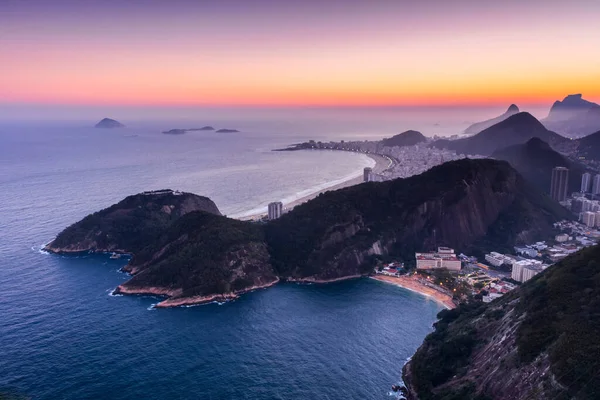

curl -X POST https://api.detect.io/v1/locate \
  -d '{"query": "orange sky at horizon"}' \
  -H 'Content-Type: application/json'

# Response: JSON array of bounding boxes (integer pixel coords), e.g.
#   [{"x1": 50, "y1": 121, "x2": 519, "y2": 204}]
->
[{"x1": 2, "y1": 0, "x2": 600, "y2": 108}]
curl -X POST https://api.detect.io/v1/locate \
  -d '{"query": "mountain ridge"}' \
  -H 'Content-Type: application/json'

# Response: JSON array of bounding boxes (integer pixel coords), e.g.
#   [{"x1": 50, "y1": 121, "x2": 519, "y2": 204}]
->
[{"x1": 463, "y1": 104, "x2": 520, "y2": 135}]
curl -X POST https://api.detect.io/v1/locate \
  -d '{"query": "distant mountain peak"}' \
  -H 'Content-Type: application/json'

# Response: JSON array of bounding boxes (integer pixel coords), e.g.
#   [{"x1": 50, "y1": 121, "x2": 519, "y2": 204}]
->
[
  {"x1": 463, "y1": 104, "x2": 521, "y2": 135},
  {"x1": 506, "y1": 104, "x2": 519, "y2": 113},
  {"x1": 95, "y1": 118, "x2": 125, "y2": 128}
]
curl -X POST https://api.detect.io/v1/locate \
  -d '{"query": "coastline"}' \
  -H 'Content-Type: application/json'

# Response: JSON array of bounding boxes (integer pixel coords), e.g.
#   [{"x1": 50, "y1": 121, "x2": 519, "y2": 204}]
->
[
  {"x1": 237, "y1": 152, "x2": 391, "y2": 220},
  {"x1": 370, "y1": 275, "x2": 456, "y2": 309},
  {"x1": 114, "y1": 278, "x2": 281, "y2": 308}
]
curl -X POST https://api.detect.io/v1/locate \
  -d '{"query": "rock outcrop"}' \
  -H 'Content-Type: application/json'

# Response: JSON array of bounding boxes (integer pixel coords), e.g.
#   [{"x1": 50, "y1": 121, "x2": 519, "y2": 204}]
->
[
  {"x1": 95, "y1": 118, "x2": 125, "y2": 128},
  {"x1": 542, "y1": 94, "x2": 600, "y2": 138},
  {"x1": 381, "y1": 130, "x2": 427, "y2": 147},
  {"x1": 403, "y1": 245, "x2": 600, "y2": 400},
  {"x1": 463, "y1": 104, "x2": 520, "y2": 135}
]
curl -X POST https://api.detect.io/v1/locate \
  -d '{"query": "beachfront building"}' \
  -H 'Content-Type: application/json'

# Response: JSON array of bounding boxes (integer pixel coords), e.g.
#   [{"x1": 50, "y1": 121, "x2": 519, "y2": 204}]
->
[
  {"x1": 415, "y1": 247, "x2": 462, "y2": 271},
  {"x1": 363, "y1": 167, "x2": 372, "y2": 182},
  {"x1": 267, "y1": 202, "x2": 283, "y2": 220}
]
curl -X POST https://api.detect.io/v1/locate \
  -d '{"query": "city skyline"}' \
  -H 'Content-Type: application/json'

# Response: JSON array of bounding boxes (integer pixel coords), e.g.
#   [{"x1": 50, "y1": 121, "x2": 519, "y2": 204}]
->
[{"x1": 2, "y1": 0, "x2": 600, "y2": 108}]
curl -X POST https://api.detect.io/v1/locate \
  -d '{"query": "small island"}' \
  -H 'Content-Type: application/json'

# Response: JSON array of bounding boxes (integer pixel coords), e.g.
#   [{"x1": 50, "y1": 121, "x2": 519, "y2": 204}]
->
[
  {"x1": 162, "y1": 126, "x2": 216, "y2": 134},
  {"x1": 95, "y1": 118, "x2": 125, "y2": 129},
  {"x1": 216, "y1": 128, "x2": 239, "y2": 133}
]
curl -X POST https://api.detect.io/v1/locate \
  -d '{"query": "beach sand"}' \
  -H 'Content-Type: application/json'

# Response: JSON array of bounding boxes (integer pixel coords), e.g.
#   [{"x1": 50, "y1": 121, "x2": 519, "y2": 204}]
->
[
  {"x1": 239, "y1": 152, "x2": 392, "y2": 220},
  {"x1": 370, "y1": 275, "x2": 456, "y2": 309}
]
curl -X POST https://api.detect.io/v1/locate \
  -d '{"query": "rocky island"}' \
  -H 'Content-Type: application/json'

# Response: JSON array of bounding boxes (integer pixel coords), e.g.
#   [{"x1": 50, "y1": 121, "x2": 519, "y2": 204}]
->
[
  {"x1": 216, "y1": 128, "x2": 239, "y2": 133},
  {"x1": 95, "y1": 118, "x2": 125, "y2": 129},
  {"x1": 162, "y1": 126, "x2": 215, "y2": 134},
  {"x1": 45, "y1": 159, "x2": 570, "y2": 308}
]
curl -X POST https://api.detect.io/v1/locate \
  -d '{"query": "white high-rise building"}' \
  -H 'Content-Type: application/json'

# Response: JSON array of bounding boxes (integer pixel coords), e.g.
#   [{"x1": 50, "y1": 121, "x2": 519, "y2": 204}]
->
[
  {"x1": 581, "y1": 172, "x2": 592, "y2": 193},
  {"x1": 582, "y1": 211, "x2": 596, "y2": 228},
  {"x1": 596, "y1": 211, "x2": 600, "y2": 228},
  {"x1": 363, "y1": 167, "x2": 372, "y2": 182},
  {"x1": 267, "y1": 202, "x2": 283, "y2": 220},
  {"x1": 593, "y1": 174, "x2": 600, "y2": 195}
]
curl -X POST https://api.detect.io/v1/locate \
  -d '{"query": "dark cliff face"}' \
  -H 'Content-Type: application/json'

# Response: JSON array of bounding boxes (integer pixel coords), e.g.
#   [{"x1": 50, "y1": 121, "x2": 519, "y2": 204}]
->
[
  {"x1": 119, "y1": 212, "x2": 277, "y2": 303},
  {"x1": 433, "y1": 112, "x2": 568, "y2": 156},
  {"x1": 265, "y1": 159, "x2": 570, "y2": 280},
  {"x1": 576, "y1": 129, "x2": 600, "y2": 161},
  {"x1": 45, "y1": 190, "x2": 221, "y2": 254},
  {"x1": 403, "y1": 245, "x2": 600, "y2": 400}
]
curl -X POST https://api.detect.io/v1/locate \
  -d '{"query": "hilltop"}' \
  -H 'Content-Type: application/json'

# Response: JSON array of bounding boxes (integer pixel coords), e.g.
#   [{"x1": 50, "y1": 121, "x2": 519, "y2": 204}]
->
[
  {"x1": 543, "y1": 94, "x2": 600, "y2": 138},
  {"x1": 47, "y1": 159, "x2": 570, "y2": 307},
  {"x1": 431, "y1": 112, "x2": 568, "y2": 156},
  {"x1": 381, "y1": 130, "x2": 427, "y2": 147},
  {"x1": 95, "y1": 118, "x2": 125, "y2": 129},
  {"x1": 403, "y1": 245, "x2": 600, "y2": 400},
  {"x1": 44, "y1": 190, "x2": 221, "y2": 254},
  {"x1": 576, "y1": 129, "x2": 600, "y2": 161},
  {"x1": 493, "y1": 137, "x2": 588, "y2": 194},
  {"x1": 463, "y1": 104, "x2": 520, "y2": 135}
]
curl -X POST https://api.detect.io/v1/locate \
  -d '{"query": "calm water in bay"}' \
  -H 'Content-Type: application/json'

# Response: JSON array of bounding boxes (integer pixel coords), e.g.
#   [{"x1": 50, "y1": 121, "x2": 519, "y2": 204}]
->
[{"x1": 0, "y1": 116, "x2": 445, "y2": 399}]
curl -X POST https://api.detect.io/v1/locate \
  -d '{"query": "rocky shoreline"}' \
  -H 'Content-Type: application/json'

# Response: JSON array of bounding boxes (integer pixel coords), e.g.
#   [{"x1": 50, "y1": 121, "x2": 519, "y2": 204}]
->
[{"x1": 114, "y1": 277, "x2": 281, "y2": 308}]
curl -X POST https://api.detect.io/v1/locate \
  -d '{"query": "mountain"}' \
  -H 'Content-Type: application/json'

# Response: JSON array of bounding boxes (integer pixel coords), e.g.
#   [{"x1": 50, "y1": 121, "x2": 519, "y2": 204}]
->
[
  {"x1": 431, "y1": 112, "x2": 568, "y2": 156},
  {"x1": 403, "y1": 244, "x2": 600, "y2": 400},
  {"x1": 543, "y1": 94, "x2": 600, "y2": 138},
  {"x1": 576, "y1": 129, "x2": 600, "y2": 161},
  {"x1": 492, "y1": 137, "x2": 588, "y2": 194},
  {"x1": 47, "y1": 159, "x2": 570, "y2": 307},
  {"x1": 44, "y1": 190, "x2": 221, "y2": 254},
  {"x1": 381, "y1": 130, "x2": 427, "y2": 147},
  {"x1": 117, "y1": 212, "x2": 278, "y2": 308},
  {"x1": 95, "y1": 118, "x2": 125, "y2": 128},
  {"x1": 463, "y1": 104, "x2": 520, "y2": 135},
  {"x1": 266, "y1": 158, "x2": 570, "y2": 280}
]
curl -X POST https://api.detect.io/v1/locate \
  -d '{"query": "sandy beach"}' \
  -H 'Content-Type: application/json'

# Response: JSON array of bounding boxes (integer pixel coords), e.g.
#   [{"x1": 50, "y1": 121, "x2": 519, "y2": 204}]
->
[
  {"x1": 239, "y1": 152, "x2": 393, "y2": 220},
  {"x1": 371, "y1": 275, "x2": 456, "y2": 309}
]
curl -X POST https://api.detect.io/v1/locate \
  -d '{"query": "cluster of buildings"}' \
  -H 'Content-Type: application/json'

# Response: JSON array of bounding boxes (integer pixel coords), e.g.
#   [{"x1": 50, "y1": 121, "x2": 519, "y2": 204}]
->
[
  {"x1": 415, "y1": 247, "x2": 462, "y2": 271},
  {"x1": 482, "y1": 280, "x2": 517, "y2": 303},
  {"x1": 375, "y1": 262, "x2": 405, "y2": 277}
]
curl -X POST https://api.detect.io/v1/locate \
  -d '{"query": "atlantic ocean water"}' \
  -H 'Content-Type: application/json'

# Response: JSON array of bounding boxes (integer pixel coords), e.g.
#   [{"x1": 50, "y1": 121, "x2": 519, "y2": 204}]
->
[{"x1": 0, "y1": 117, "x2": 449, "y2": 399}]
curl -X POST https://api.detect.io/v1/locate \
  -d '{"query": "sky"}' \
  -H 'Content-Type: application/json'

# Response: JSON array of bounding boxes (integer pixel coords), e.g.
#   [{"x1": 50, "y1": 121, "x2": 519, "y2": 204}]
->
[{"x1": 2, "y1": 0, "x2": 600, "y2": 109}]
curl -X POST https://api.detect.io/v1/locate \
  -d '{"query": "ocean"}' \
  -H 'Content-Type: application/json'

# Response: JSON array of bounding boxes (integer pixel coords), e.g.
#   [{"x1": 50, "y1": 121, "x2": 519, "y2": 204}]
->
[{"x1": 0, "y1": 110, "x2": 471, "y2": 399}]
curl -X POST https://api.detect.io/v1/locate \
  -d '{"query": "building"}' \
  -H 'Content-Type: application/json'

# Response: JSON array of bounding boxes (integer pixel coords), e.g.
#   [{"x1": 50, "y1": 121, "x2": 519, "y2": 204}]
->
[
  {"x1": 550, "y1": 167, "x2": 569, "y2": 202},
  {"x1": 593, "y1": 174, "x2": 600, "y2": 195},
  {"x1": 514, "y1": 246, "x2": 538, "y2": 258},
  {"x1": 484, "y1": 252, "x2": 514, "y2": 267},
  {"x1": 511, "y1": 260, "x2": 545, "y2": 283},
  {"x1": 267, "y1": 202, "x2": 283, "y2": 220},
  {"x1": 596, "y1": 211, "x2": 600, "y2": 228},
  {"x1": 555, "y1": 233, "x2": 569, "y2": 242},
  {"x1": 582, "y1": 211, "x2": 596, "y2": 228},
  {"x1": 581, "y1": 172, "x2": 592, "y2": 193},
  {"x1": 415, "y1": 247, "x2": 462, "y2": 271},
  {"x1": 363, "y1": 167, "x2": 372, "y2": 182}
]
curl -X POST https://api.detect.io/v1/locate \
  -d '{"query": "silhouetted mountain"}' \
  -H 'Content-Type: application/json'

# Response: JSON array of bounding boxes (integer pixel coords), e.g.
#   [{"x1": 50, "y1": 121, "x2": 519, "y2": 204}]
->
[
  {"x1": 431, "y1": 112, "x2": 568, "y2": 156},
  {"x1": 543, "y1": 94, "x2": 600, "y2": 138},
  {"x1": 381, "y1": 130, "x2": 427, "y2": 147},
  {"x1": 95, "y1": 118, "x2": 125, "y2": 128},
  {"x1": 463, "y1": 104, "x2": 520, "y2": 135},
  {"x1": 492, "y1": 137, "x2": 587, "y2": 194},
  {"x1": 403, "y1": 245, "x2": 600, "y2": 400},
  {"x1": 576, "y1": 129, "x2": 600, "y2": 161}
]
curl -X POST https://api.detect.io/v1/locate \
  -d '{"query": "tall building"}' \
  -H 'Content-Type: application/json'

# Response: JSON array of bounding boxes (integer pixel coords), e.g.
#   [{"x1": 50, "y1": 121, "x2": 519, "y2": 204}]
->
[
  {"x1": 593, "y1": 174, "x2": 600, "y2": 195},
  {"x1": 582, "y1": 211, "x2": 596, "y2": 228},
  {"x1": 267, "y1": 202, "x2": 283, "y2": 220},
  {"x1": 581, "y1": 172, "x2": 592, "y2": 193},
  {"x1": 596, "y1": 211, "x2": 600, "y2": 228},
  {"x1": 550, "y1": 167, "x2": 569, "y2": 202},
  {"x1": 363, "y1": 167, "x2": 372, "y2": 182}
]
